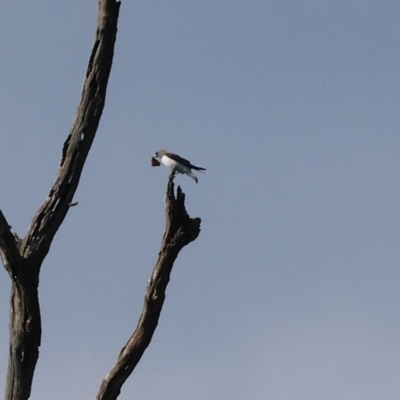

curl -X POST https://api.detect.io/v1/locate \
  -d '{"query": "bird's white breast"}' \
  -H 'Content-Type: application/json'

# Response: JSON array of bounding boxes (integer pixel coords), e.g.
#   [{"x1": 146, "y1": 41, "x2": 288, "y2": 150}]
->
[
  {"x1": 161, "y1": 155, "x2": 178, "y2": 168},
  {"x1": 161, "y1": 155, "x2": 189, "y2": 173}
]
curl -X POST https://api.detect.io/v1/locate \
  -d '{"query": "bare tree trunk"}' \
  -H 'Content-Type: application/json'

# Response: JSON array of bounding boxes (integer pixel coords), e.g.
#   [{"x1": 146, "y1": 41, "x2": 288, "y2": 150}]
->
[
  {"x1": 6, "y1": 278, "x2": 41, "y2": 400},
  {"x1": 97, "y1": 173, "x2": 201, "y2": 400},
  {"x1": 0, "y1": 1, "x2": 120, "y2": 399}
]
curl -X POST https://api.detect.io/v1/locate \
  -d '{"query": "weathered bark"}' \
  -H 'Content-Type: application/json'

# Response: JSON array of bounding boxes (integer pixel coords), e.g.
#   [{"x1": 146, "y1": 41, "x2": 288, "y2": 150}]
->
[
  {"x1": 6, "y1": 279, "x2": 41, "y2": 400},
  {"x1": 96, "y1": 172, "x2": 201, "y2": 400},
  {"x1": 0, "y1": 1, "x2": 120, "y2": 399}
]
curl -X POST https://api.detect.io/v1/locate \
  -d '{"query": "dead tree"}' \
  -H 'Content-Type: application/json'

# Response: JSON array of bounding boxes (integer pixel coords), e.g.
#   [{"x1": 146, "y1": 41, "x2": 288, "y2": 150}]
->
[{"x1": 0, "y1": 1, "x2": 201, "y2": 399}]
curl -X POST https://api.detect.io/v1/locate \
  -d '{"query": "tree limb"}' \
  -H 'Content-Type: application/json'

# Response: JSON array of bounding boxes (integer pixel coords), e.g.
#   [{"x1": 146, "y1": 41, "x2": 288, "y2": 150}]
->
[
  {"x1": 96, "y1": 173, "x2": 202, "y2": 400},
  {"x1": 0, "y1": 211, "x2": 21, "y2": 279},
  {"x1": 20, "y1": 0, "x2": 121, "y2": 267}
]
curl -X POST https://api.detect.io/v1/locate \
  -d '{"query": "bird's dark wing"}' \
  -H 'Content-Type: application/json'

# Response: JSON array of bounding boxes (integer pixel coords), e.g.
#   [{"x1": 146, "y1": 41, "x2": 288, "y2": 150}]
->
[
  {"x1": 165, "y1": 152, "x2": 194, "y2": 168},
  {"x1": 165, "y1": 152, "x2": 206, "y2": 171}
]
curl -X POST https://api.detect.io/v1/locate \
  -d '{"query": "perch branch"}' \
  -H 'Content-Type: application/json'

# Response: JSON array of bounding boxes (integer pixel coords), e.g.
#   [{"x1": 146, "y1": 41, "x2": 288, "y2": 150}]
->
[{"x1": 96, "y1": 174, "x2": 201, "y2": 400}]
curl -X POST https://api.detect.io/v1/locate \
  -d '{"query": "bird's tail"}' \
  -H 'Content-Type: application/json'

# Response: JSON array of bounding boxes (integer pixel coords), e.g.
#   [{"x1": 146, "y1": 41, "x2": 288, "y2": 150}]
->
[{"x1": 191, "y1": 165, "x2": 206, "y2": 171}]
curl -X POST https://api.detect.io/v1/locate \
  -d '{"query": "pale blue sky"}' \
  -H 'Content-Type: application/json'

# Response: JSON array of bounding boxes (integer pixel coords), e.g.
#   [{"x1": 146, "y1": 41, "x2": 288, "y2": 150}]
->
[{"x1": 1, "y1": 1, "x2": 400, "y2": 399}]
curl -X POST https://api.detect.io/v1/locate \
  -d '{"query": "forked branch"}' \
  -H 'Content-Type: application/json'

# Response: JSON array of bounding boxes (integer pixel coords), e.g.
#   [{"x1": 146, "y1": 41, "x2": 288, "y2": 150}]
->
[{"x1": 96, "y1": 173, "x2": 201, "y2": 400}]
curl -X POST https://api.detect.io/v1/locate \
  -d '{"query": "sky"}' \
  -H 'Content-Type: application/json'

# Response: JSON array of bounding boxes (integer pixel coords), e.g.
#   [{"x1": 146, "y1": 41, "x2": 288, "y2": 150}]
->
[{"x1": 1, "y1": 0, "x2": 400, "y2": 399}]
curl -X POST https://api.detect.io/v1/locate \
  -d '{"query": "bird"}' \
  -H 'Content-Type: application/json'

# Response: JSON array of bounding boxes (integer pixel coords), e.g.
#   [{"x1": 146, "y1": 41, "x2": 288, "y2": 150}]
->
[{"x1": 155, "y1": 149, "x2": 206, "y2": 183}]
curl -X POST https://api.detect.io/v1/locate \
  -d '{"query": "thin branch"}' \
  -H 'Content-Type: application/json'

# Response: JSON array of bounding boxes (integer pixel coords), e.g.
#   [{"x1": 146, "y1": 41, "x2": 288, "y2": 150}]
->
[
  {"x1": 19, "y1": 0, "x2": 121, "y2": 266},
  {"x1": 96, "y1": 174, "x2": 201, "y2": 400},
  {"x1": 0, "y1": 211, "x2": 21, "y2": 279}
]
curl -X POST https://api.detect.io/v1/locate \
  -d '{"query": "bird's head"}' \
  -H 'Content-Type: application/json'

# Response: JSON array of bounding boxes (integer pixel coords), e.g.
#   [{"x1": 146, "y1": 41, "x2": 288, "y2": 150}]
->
[{"x1": 155, "y1": 149, "x2": 167, "y2": 159}]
